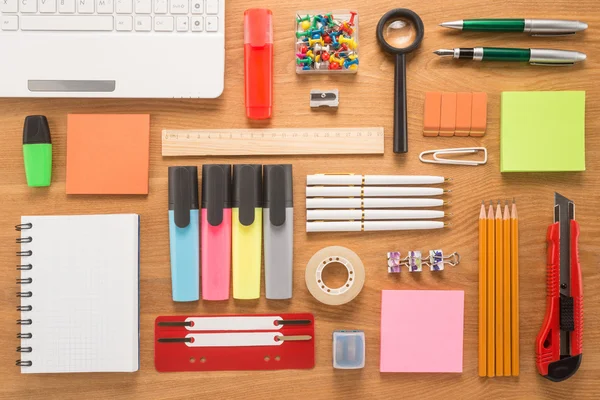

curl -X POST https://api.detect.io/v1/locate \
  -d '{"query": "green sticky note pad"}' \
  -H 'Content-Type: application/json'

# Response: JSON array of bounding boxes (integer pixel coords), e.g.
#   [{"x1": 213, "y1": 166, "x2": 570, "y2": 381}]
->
[{"x1": 501, "y1": 91, "x2": 585, "y2": 172}]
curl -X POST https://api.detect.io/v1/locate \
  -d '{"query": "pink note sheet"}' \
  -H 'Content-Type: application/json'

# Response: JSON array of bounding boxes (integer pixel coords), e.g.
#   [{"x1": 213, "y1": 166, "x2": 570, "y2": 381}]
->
[{"x1": 380, "y1": 290, "x2": 465, "y2": 373}]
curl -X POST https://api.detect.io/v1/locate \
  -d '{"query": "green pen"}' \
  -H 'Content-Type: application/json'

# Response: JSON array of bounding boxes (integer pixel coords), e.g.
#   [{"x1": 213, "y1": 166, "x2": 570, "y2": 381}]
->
[
  {"x1": 433, "y1": 47, "x2": 586, "y2": 66},
  {"x1": 440, "y1": 19, "x2": 588, "y2": 36},
  {"x1": 23, "y1": 115, "x2": 52, "y2": 187}
]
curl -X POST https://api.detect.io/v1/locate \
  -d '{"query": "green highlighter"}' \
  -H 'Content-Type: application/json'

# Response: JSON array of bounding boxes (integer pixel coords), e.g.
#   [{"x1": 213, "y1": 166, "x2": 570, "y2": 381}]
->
[{"x1": 23, "y1": 115, "x2": 52, "y2": 187}]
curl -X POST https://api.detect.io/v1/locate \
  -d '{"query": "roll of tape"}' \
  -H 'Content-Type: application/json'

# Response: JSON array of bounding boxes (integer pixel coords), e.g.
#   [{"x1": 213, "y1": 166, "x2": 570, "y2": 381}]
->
[{"x1": 305, "y1": 246, "x2": 365, "y2": 306}]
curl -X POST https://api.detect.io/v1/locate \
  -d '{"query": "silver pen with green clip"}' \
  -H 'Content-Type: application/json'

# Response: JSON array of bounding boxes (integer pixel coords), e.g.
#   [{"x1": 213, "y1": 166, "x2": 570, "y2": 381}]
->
[
  {"x1": 433, "y1": 47, "x2": 586, "y2": 66},
  {"x1": 440, "y1": 19, "x2": 588, "y2": 36}
]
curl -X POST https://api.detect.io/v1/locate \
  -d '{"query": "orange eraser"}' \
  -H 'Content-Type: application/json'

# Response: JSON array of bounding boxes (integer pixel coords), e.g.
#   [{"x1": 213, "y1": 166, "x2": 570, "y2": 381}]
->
[
  {"x1": 470, "y1": 92, "x2": 488, "y2": 137},
  {"x1": 439, "y1": 92, "x2": 457, "y2": 136},
  {"x1": 455, "y1": 92, "x2": 472, "y2": 137},
  {"x1": 423, "y1": 92, "x2": 442, "y2": 137}
]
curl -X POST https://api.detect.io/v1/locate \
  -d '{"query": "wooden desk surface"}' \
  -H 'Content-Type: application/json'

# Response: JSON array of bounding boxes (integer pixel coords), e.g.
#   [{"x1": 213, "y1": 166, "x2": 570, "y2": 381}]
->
[{"x1": 1, "y1": 0, "x2": 599, "y2": 398}]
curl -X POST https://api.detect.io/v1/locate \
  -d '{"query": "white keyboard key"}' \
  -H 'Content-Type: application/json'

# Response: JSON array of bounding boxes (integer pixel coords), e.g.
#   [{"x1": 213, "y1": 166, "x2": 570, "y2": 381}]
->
[
  {"x1": 115, "y1": 0, "x2": 131, "y2": 13},
  {"x1": 191, "y1": 0, "x2": 202, "y2": 14},
  {"x1": 176, "y1": 16, "x2": 187, "y2": 31},
  {"x1": 39, "y1": 0, "x2": 57, "y2": 13},
  {"x1": 135, "y1": 0, "x2": 150, "y2": 13},
  {"x1": 205, "y1": 15, "x2": 217, "y2": 31},
  {"x1": 154, "y1": 0, "x2": 166, "y2": 13},
  {"x1": 205, "y1": 0, "x2": 217, "y2": 14},
  {"x1": 134, "y1": 15, "x2": 150, "y2": 31},
  {"x1": 169, "y1": 0, "x2": 187, "y2": 14},
  {"x1": 77, "y1": 0, "x2": 94, "y2": 13},
  {"x1": 191, "y1": 16, "x2": 202, "y2": 31},
  {"x1": 58, "y1": 0, "x2": 75, "y2": 13},
  {"x1": 21, "y1": 15, "x2": 113, "y2": 30},
  {"x1": 1, "y1": 15, "x2": 18, "y2": 30},
  {"x1": 154, "y1": 16, "x2": 173, "y2": 31},
  {"x1": 1, "y1": 0, "x2": 18, "y2": 13},
  {"x1": 96, "y1": 0, "x2": 112, "y2": 12},
  {"x1": 20, "y1": 0, "x2": 37, "y2": 13},
  {"x1": 115, "y1": 15, "x2": 132, "y2": 31}
]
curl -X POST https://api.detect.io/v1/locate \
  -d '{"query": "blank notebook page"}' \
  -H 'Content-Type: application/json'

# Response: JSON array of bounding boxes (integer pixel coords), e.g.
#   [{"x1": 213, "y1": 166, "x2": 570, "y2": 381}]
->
[{"x1": 19, "y1": 214, "x2": 139, "y2": 373}]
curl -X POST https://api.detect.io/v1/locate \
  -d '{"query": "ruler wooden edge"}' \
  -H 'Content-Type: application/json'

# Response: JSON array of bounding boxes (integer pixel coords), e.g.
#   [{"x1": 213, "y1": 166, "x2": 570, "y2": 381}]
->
[{"x1": 162, "y1": 128, "x2": 384, "y2": 156}]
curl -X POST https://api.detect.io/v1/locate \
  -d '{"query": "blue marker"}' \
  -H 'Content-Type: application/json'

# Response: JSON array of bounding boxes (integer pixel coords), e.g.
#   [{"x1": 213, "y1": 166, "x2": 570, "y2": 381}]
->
[{"x1": 168, "y1": 166, "x2": 200, "y2": 302}]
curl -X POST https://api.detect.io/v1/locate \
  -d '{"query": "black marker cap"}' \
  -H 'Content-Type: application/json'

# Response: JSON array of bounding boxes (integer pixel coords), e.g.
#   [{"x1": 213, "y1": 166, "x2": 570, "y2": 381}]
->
[
  {"x1": 202, "y1": 164, "x2": 232, "y2": 226},
  {"x1": 263, "y1": 165, "x2": 293, "y2": 226},
  {"x1": 168, "y1": 166, "x2": 199, "y2": 228},
  {"x1": 232, "y1": 164, "x2": 263, "y2": 226},
  {"x1": 23, "y1": 115, "x2": 51, "y2": 144}
]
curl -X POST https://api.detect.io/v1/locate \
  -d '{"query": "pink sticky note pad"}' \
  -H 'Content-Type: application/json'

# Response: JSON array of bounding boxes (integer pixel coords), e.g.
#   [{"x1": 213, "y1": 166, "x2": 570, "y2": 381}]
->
[{"x1": 380, "y1": 290, "x2": 464, "y2": 373}]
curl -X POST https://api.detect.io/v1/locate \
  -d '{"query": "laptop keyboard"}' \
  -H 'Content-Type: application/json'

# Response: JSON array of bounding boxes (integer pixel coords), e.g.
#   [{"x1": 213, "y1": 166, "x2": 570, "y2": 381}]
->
[{"x1": 0, "y1": 0, "x2": 220, "y2": 32}]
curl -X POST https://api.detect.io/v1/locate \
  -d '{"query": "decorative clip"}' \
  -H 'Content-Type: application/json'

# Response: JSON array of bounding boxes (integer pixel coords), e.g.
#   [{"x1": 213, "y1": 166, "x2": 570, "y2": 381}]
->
[
  {"x1": 425, "y1": 250, "x2": 460, "y2": 271},
  {"x1": 387, "y1": 250, "x2": 460, "y2": 273}
]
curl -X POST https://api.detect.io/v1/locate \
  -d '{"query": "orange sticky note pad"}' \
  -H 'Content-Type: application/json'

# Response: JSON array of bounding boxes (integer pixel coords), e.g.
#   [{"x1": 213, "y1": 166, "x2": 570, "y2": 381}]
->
[
  {"x1": 439, "y1": 93, "x2": 457, "y2": 137},
  {"x1": 66, "y1": 114, "x2": 150, "y2": 195},
  {"x1": 423, "y1": 92, "x2": 442, "y2": 137},
  {"x1": 471, "y1": 92, "x2": 488, "y2": 137},
  {"x1": 455, "y1": 92, "x2": 472, "y2": 137}
]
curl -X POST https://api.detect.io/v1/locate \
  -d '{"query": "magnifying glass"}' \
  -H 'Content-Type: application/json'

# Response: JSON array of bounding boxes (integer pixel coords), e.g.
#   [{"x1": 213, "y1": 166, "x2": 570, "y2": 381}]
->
[{"x1": 377, "y1": 9, "x2": 424, "y2": 154}]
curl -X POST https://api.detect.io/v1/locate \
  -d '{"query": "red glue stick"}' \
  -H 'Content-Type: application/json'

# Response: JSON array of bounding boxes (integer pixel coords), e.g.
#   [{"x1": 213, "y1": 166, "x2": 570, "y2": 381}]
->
[{"x1": 244, "y1": 8, "x2": 273, "y2": 120}]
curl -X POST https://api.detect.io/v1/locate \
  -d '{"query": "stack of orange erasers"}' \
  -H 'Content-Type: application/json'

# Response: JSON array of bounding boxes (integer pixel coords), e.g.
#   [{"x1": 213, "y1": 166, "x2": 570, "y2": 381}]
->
[{"x1": 423, "y1": 92, "x2": 487, "y2": 137}]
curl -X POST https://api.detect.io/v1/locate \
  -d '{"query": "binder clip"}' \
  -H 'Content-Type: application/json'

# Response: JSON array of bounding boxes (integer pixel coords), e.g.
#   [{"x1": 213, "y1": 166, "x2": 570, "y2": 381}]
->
[
  {"x1": 424, "y1": 250, "x2": 460, "y2": 271},
  {"x1": 386, "y1": 251, "x2": 422, "y2": 273},
  {"x1": 387, "y1": 250, "x2": 460, "y2": 273}
]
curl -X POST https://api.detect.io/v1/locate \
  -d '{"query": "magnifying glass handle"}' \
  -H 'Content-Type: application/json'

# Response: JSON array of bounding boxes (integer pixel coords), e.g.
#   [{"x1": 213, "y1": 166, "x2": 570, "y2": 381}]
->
[{"x1": 393, "y1": 53, "x2": 408, "y2": 154}]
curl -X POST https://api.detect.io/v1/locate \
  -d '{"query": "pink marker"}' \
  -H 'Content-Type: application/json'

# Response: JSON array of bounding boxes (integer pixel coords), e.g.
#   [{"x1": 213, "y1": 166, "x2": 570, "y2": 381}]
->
[{"x1": 201, "y1": 164, "x2": 232, "y2": 301}]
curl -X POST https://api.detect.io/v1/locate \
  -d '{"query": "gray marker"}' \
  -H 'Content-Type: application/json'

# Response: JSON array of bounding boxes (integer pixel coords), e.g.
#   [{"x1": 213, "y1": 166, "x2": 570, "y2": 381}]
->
[{"x1": 263, "y1": 165, "x2": 293, "y2": 299}]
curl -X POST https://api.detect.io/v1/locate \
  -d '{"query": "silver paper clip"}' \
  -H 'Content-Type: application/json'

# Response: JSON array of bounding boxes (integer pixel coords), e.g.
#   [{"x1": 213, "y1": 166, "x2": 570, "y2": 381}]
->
[{"x1": 419, "y1": 147, "x2": 487, "y2": 166}]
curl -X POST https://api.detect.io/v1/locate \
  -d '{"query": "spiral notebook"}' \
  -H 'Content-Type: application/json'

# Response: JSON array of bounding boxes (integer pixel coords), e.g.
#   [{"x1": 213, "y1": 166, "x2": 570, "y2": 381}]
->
[{"x1": 16, "y1": 214, "x2": 140, "y2": 373}]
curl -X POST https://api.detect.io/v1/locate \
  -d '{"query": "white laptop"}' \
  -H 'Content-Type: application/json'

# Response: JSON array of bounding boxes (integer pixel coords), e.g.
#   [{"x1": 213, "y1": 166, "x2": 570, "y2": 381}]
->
[{"x1": 0, "y1": 0, "x2": 224, "y2": 98}]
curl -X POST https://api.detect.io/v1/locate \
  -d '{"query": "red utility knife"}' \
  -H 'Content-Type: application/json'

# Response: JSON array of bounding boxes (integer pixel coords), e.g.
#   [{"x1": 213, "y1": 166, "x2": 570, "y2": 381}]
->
[{"x1": 536, "y1": 193, "x2": 582, "y2": 382}]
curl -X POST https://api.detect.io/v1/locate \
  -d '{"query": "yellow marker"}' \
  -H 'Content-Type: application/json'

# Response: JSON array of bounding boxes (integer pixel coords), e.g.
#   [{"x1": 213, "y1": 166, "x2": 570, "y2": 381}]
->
[{"x1": 232, "y1": 165, "x2": 263, "y2": 300}]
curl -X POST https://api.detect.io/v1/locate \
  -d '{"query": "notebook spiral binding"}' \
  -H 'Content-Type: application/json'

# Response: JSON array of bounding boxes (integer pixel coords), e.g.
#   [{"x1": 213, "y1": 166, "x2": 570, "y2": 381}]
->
[{"x1": 16, "y1": 223, "x2": 33, "y2": 368}]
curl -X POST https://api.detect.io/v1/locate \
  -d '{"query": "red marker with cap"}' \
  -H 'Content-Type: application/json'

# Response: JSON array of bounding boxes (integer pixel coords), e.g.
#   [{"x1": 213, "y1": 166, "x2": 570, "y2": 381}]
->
[{"x1": 244, "y1": 8, "x2": 273, "y2": 120}]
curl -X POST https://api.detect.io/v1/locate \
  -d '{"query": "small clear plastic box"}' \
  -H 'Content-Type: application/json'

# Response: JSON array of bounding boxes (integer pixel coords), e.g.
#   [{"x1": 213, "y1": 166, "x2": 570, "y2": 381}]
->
[
  {"x1": 295, "y1": 10, "x2": 359, "y2": 74},
  {"x1": 333, "y1": 330, "x2": 365, "y2": 369}
]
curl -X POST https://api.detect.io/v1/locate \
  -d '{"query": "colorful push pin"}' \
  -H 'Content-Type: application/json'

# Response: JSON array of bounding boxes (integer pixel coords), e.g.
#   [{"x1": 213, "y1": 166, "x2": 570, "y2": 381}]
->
[
  {"x1": 300, "y1": 45, "x2": 308, "y2": 54},
  {"x1": 321, "y1": 51, "x2": 330, "y2": 61},
  {"x1": 303, "y1": 65, "x2": 311, "y2": 70},
  {"x1": 344, "y1": 58, "x2": 359, "y2": 69},
  {"x1": 296, "y1": 30, "x2": 310, "y2": 38},
  {"x1": 425, "y1": 250, "x2": 460, "y2": 271},
  {"x1": 349, "y1": 11, "x2": 357, "y2": 26},
  {"x1": 296, "y1": 53, "x2": 306, "y2": 59},
  {"x1": 387, "y1": 252, "x2": 402, "y2": 273},
  {"x1": 296, "y1": 57, "x2": 311, "y2": 66},
  {"x1": 329, "y1": 62, "x2": 341, "y2": 70},
  {"x1": 296, "y1": 14, "x2": 310, "y2": 23},
  {"x1": 308, "y1": 37, "x2": 324, "y2": 47},
  {"x1": 339, "y1": 36, "x2": 356, "y2": 50},
  {"x1": 329, "y1": 54, "x2": 343, "y2": 67},
  {"x1": 306, "y1": 50, "x2": 314, "y2": 59},
  {"x1": 323, "y1": 34, "x2": 332, "y2": 44},
  {"x1": 301, "y1": 20, "x2": 311, "y2": 31},
  {"x1": 341, "y1": 22, "x2": 353, "y2": 35}
]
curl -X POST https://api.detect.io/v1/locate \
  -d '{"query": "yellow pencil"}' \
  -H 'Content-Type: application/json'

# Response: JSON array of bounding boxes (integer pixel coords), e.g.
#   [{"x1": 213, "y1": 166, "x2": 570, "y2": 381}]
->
[
  {"x1": 486, "y1": 202, "x2": 495, "y2": 377},
  {"x1": 478, "y1": 202, "x2": 487, "y2": 377},
  {"x1": 495, "y1": 201, "x2": 503, "y2": 376},
  {"x1": 503, "y1": 202, "x2": 511, "y2": 375},
  {"x1": 511, "y1": 200, "x2": 520, "y2": 376}
]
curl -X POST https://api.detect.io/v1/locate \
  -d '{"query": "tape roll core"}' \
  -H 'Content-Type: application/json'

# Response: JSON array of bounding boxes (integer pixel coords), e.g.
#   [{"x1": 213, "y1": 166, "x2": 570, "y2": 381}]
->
[{"x1": 305, "y1": 246, "x2": 365, "y2": 305}]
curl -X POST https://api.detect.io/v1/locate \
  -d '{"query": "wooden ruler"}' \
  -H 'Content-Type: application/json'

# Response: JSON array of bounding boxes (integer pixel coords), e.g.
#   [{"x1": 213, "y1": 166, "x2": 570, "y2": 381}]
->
[{"x1": 162, "y1": 127, "x2": 384, "y2": 156}]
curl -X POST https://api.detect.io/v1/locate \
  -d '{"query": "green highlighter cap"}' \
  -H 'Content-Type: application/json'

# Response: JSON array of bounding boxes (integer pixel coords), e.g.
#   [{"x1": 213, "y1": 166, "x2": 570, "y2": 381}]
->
[{"x1": 23, "y1": 115, "x2": 52, "y2": 187}]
